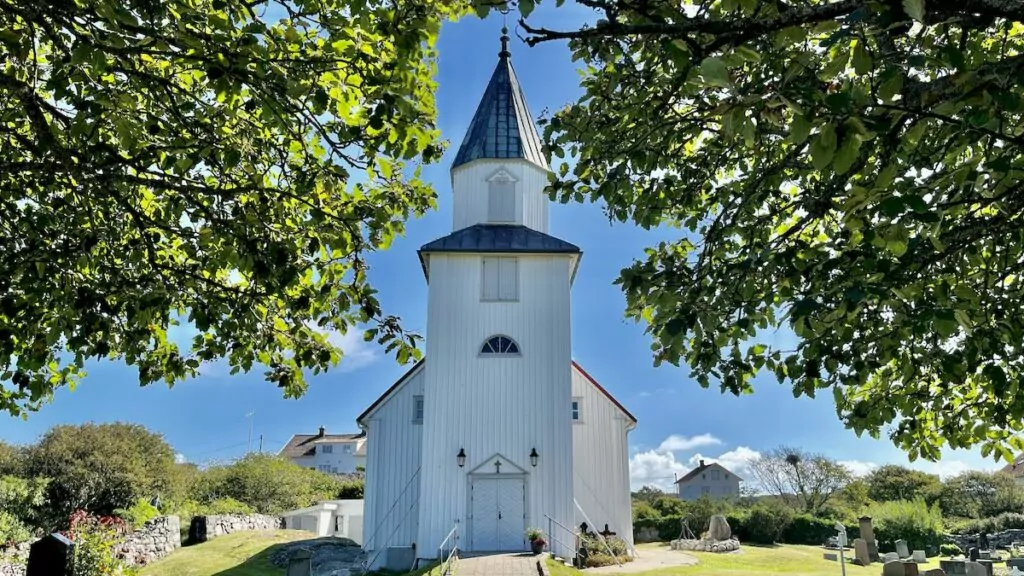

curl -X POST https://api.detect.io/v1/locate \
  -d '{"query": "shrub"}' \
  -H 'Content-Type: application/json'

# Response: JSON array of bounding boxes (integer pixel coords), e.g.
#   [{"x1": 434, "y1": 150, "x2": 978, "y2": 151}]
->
[
  {"x1": 114, "y1": 497, "x2": 160, "y2": 529},
  {"x1": 579, "y1": 535, "x2": 632, "y2": 567},
  {"x1": 951, "y1": 512, "x2": 1024, "y2": 535},
  {"x1": 781, "y1": 514, "x2": 843, "y2": 545},
  {"x1": 66, "y1": 511, "x2": 136, "y2": 576},
  {"x1": 940, "y1": 543, "x2": 963, "y2": 557},
  {"x1": 196, "y1": 454, "x2": 341, "y2": 514},
  {"x1": 867, "y1": 498, "x2": 944, "y2": 552},
  {"x1": 651, "y1": 496, "x2": 688, "y2": 517},
  {"x1": 171, "y1": 497, "x2": 254, "y2": 521},
  {"x1": 0, "y1": 511, "x2": 32, "y2": 545},
  {"x1": 337, "y1": 479, "x2": 364, "y2": 499},
  {"x1": 743, "y1": 501, "x2": 794, "y2": 544},
  {"x1": 632, "y1": 501, "x2": 659, "y2": 521}
]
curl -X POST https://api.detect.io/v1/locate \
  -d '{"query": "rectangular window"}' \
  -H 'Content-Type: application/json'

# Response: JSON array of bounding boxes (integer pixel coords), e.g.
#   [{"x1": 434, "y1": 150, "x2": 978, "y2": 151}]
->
[
  {"x1": 343, "y1": 444, "x2": 352, "y2": 454},
  {"x1": 482, "y1": 257, "x2": 518, "y2": 301},
  {"x1": 321, "y1": 445, "x2": 333, "y2": 454},
  {"x1": 413, "y1": 395, "x2": 424, "y2": 424},
  {"x1": 319, "y1": 465, "x2": 331, "y2": 473},
  {"x1": 721, "y1": 485, "x2": 731, "y2": 494},
  {"x1": 572, "y1": 397, "x2": 582, "y2": 422},
  {"x1": 488, "y1": 180, "x2": 516, "y2": 222},
  {"x1": 701, "y1": 486, "x2": 711, "y2": 495},
  {"x1": 710, "y1": 470, "x2": 720, "y2": 480}
]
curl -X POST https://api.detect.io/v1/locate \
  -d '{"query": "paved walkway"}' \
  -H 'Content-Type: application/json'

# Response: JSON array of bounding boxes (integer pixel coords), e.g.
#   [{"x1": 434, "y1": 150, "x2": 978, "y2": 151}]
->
[{"x1": 455, "y1": 552, "x2": 540, "y2": 576}]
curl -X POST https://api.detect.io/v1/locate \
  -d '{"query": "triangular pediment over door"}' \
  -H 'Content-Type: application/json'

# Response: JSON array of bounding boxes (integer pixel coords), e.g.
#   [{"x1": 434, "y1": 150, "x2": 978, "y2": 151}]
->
[{"x1": 467, "y1": 453, "x2": 528, "y2": 477}]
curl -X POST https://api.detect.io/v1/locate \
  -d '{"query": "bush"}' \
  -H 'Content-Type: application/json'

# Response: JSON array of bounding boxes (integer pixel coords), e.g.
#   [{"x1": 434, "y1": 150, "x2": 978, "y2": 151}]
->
[
  {"x1": 781, "y1": 514, "x2": 845, "y2": 545},
  {"x1": 196, "y1": 454, "x2": 341, "y2": 514},
  {"x1": 170, "y1": 497, "x2": 254, "y2": 521},
  {"x1": 867, "y1": 498, "x2": 944, "y2": 553},
  {"x1": 951, "y1": 512, "x2": 1024, "y2": 535},
  {"x1": 579, "y1": 535, "x2": 632, "y2": 567},
  {"x1": 337, "y1": 479, "x2": 364, "y2": 499},
  {"x1": 66, "y1": 511, "x2": 137, "y2": 576},
  {"x1": 940, "y1": 543, "x2": 963, "y2": 557},
  {"x1": 114, "y1": 497, "x2": 160, "y2": 529},
  {"x1": 632, "y1": 501, "x2": 659, "y2": 521},
  {"x1": 651, "y1": 496, "x2": 688, "y2": 517},
  {"x1": 0, "y1": 511, "x2": 32, "y2": 545},
  {"x1": 743, "y1": 501, "x2": 794, "y2": 544}
]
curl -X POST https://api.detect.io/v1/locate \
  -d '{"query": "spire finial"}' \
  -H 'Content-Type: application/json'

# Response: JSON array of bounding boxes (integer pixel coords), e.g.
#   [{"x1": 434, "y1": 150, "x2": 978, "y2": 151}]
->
[{"x1": 499, "y1": 25, "x2": 510, "y2": 58}]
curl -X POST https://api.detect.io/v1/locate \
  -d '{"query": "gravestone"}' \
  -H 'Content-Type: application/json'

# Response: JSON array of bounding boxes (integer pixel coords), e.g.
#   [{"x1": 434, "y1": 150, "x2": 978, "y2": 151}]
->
[
  {"x1": 968, "y1": 547, "x2": 980, "y2": 561},
  {"x1": 904, "y1": 562, "x2": 920, "y2": 576},
  {"x1": 913, "y1": 550, "x2": 928, "y2": 563},
  {"x1": 897, "y1": 540, "x2": 911, "y2": 559},
  {"x1": 1011, "y1": 567, "x2": 1023, "y2": 576},
  {"x1": 964, "y1": 561, "x2": 986, "y2": 576},
  {"x1": 854, "y1": 538, "x2": 872, "y2": 566},
  {"x1": 1008, "y1": 558, "x2": 1024, "y2": 570},
  {"x1": 860, "y1": 516, "x2": 880, "y2": 561},
  {"x1": 708, "y1": 515, "x2": 731, "y2": 541},
  {"x1": 923, "y1": 570, "x2": 947, "y2": 576},
  {"x1": 823, "y1": 552, "x2": 838, "y2": 562},
  {"x1": 940, "y1": 559, "x2": 968, "y2": 575},
  {"x1": 26, "y1": 533, "x2": 74, "y2": 576},
  {"x1": 286, "y1": 549, "x2": 312, "y2": 576},
  {"x1": 976, "y1": 559, "x2": 993, "y2": 576},
  {"x1": 883, "y1": 552, "x2": 901, "y2": 563},
  {"x1": 883, "y1": 561, "x2": 906, "y2": 576},
  {"x1": 979, "y1": 550, "x2": 991, "y2": 560}
]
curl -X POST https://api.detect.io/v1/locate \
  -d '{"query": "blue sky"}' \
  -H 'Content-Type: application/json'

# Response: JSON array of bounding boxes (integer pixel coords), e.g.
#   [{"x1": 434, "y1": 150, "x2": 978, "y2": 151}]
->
[{"x1": 0, "y1": 5, "x2": 1004, "y2": 489}]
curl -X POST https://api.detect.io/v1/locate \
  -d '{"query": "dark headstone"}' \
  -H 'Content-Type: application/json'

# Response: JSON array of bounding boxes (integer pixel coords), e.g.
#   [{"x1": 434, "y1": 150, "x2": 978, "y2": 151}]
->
[
  {"x1": 188, "y1": 516, "x2": 208, "y2": 544},
  {"x1": 859, "y1": 516, "x2": 880, "y2": 561},
  {"x1": 286, "y1": 549, "x2": 312, "y2": 576},
  {"x1": 976, "y1": 559, "x2": 993, "y2": 576},
  {"x1": 968, "y1": 547, "x2": 980, "y2": 562},
  {"x1": 26, "y1": 533, "x2": 74, "y2": 576},
  {"x1": 979, "y1": 533, "x2": 989, "y2": 550},
  {"x1": 940, "y1": 559, "x2": 968, "y2": 575}
]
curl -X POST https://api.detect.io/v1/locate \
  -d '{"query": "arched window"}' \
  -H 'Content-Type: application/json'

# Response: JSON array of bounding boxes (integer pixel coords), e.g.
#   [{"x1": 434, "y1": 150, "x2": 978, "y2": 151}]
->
[{"x1": 480, "y1": 335, "x2": 520, "y2": 356}]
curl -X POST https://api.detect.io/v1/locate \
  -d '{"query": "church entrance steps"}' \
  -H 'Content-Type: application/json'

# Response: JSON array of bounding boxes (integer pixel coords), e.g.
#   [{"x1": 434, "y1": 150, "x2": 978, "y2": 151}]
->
[{"x1": 455, "y1": 552, "x2": 541, "y2": 576}]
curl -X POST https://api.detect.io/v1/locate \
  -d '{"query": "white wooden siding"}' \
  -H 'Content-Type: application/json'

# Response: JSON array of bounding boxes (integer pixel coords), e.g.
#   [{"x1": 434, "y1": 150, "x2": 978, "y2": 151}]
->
[
  {"x1": 488, "y1": 180, "x2": 516, "y2": 222},
  {"x1": 416, "y1": 252, "x2": 575, "y2": 559},
  {"x1": 571, "y1": 365, "x2": 635, "y2": 548},
  {"x1": 481, "y1": 257, "x2": 518, "y2": 301},
  {"x1": 451, "y1": 159, "x2": 550, "y2": 232},
  {"x1": 362, "y1": 364, "x2": 425, "y2": 554}
]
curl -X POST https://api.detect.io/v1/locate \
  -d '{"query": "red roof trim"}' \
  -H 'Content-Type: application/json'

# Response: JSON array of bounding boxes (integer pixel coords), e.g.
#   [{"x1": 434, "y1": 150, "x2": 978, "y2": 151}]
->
[
  {"x1": 356, "y1": 359, "x2": 426, "y2": 425},
  {"x1": 572, "y1": 360, "x2": 637, "y2": 424}
]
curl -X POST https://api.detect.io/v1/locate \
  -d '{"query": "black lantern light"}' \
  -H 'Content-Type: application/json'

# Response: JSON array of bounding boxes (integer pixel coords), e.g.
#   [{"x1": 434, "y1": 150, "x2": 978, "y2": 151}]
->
[
  {"x1": 530, "y1": 447, "x2": 539, "y2": 467},
  {"x1": 457, "y1": 448, "x2": 466, "y2": 468}
]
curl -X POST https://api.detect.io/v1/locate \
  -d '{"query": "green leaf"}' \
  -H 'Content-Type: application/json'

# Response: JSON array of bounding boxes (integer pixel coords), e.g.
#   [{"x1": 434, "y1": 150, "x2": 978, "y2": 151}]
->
[
  {"x1": 790, "y1": 115, "x2": 812, "y2": 145},
  {"x1": 852, "y1": 41, "x2": 872, "y2": 75},
  {"x1": 902, "y1": 0, "x2": 925, "y2": 22},
  {"x1": 833, "y1": 133, "x2": 863, "y2": 175},
  {"x1": 700, "y1": 57, "x2": 732, "y2": 89},
  {"x1": 810, "y1": 123, "x2": 838, "y2": 169}
]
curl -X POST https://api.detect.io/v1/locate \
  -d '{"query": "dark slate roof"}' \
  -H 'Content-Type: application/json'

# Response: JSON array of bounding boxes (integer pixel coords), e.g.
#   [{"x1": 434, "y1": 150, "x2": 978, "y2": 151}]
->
[
  {"x1": 451, "y1": 41, "x2": 547, "y2": 171},
  {"x1": 278, "y1": 431, "x2": 365, "y2": 459},
  {"x1": 419, "y1": 224, "x2": 580, "y2": 255},
  {"x1": 675, "y1": 461, "x2": 744, "y2": 484}
]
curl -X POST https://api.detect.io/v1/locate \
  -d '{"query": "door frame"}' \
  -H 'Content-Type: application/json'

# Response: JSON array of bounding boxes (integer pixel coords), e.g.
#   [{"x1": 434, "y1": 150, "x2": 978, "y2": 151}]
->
[{"x1": 467, "y1": 454, "x2": 530, "y2": 551}]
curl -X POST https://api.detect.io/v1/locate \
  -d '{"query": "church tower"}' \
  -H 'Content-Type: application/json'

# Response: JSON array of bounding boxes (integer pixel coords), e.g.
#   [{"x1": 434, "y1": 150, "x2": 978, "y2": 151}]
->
[{"x1": 414, "y1": 28, "x2": 580, "y2": 558}]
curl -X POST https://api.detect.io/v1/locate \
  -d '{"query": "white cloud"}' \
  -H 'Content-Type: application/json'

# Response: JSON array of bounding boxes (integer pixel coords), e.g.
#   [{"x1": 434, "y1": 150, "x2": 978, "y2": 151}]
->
[
  {"x1": 910, "y1": 459, "x2": 974, "y2": 480},
  {"x1": 174, "y1": 453, "x2": 187, "y2": 464},
  {"x1": 323, "y1": 327, "x2": 380, "y2": 372},
  {"x1": 630, "y1": 449, "x2": 690, "y2": 490},
  {"x1": 839, "y1": 460, "x2": 879, "y2": 478},
  {"x1": 658, "y1": 434, "x2": 723, "y2": 452},
  {"x1": 688, "y1": 446, "x2": 762, "y2": 479}
]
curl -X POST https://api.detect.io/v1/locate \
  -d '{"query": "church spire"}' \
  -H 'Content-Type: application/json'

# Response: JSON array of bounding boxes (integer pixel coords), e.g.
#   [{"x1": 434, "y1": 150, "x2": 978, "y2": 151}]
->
[{"x1": 450, "y1": 27, "x2": 547, "y2": 171}]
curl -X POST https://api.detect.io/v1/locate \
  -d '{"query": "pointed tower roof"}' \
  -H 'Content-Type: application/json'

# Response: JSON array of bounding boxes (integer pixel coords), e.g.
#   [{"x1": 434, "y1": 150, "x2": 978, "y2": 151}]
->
[{"x1": 451, "y1": 28, "x2": 548, "y2": 171}]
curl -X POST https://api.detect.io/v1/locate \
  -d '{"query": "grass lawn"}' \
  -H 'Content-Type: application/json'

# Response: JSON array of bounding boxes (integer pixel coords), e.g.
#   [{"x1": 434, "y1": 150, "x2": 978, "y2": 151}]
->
[
  {"x1": 139, "y1": 530, "x2": 311, "y2": 576},
  {"x1": 548, "y1": 543, "x2": 943, "y2": 576}
]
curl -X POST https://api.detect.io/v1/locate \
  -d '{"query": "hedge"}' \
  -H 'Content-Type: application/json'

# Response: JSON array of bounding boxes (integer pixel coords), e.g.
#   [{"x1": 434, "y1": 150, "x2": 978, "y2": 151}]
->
[
  {"x1": 951, "y1": 512, "x2": 1024, "y2": 535},
  {"x1": 636, "y1": 511, "x2": 856, "y2": 546}
]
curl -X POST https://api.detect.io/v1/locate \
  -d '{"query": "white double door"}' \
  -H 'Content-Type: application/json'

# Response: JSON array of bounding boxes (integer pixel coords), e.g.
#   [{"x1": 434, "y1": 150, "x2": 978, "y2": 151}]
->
[{"x1": 471, "y1": 477, "x2": 526, "y2": 551}]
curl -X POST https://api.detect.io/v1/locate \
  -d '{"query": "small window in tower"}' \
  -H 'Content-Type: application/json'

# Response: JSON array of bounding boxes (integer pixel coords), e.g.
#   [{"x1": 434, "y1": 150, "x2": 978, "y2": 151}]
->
[
  {"x1": 413, "y1": 395, "x2": 424, "y2": 424},
  {"x1": 572, "y1": 397, "x2": 583, "y2": 422},
  {"x1": 488, "y1": 180, "x2": 515, "y2": 222},
  {"x1": 481, "y1": 257, "x2": 518, "y2": 301},
  {"x1": 480, "y1": 335, "x2": 520, "y2": 356}
]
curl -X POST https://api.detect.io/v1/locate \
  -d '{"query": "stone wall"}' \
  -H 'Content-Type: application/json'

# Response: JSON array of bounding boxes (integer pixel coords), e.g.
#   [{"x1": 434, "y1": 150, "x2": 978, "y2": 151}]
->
[
  {"x1": 188, "y1": 514, "x2": 283, "y2": 544},
  {"x1": 947, "y1": 529, "x2": 1024, "y2": 550},
  {"x1": 115, "y1": 515, "x2": 182, "y2": 566}
]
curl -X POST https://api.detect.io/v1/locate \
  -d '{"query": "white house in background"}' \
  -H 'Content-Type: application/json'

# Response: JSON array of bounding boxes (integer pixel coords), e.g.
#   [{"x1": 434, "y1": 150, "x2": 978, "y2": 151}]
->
[
  {"x1": 356, "y1": 30, "x2": 636, "y2": 572},
  {"x1": 279, "y1": 427, "x2": 367, "y2": 474},
  {"x1": 675, "y1": 460, "x2": 742, "y2": 501},
  {"x1": 282, "y1": 500, "x2": 364, "y2": 543}
]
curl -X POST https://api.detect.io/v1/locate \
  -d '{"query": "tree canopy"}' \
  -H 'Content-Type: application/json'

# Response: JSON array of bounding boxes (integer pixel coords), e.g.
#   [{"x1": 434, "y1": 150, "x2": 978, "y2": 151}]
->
[
  {"x1": 489, "y1": 0, "x2": 1024, "y2": 459},
  {"x1": 0, "y1": 0, "x2": 464, "y2": 416},
  {"x1": 865, "y1": 464, "x2": 942, "y2": 503},
  {"x1": 746, "y1": 446, "x2": 852, "y2": 513}
]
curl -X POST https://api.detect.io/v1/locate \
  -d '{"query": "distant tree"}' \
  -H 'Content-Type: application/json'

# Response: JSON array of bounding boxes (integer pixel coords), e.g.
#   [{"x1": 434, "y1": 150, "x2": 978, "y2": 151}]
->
[
  {"x1": 866, "y1": 465, "x2": 942, "y2": 503},
  {"x1": 747, "y1": 446, "x2": 852, "y2": 514},
  {"x1": 632, "y1": 485, "x2": 666, "y2": 504},
  {"x1": 198, "y1": 454, "x2": 341, "y2": 514},
  {"x1": 652, "y1": 495, "x2": 688, "y2": 517},
  {"x1": 0, "y1": 441, "x2": 23, "y2": 476},
  {"x1": 0, "y1": 474, "x2": 48, "y2": 531},
  {"x1": 0, "y1": 0, "x2": 464, "y2": 417},
  {"x1": 831, "y1": 478, "x2": 874, "y2": 517},
  {"x1": 632, "y1": 500, "x2": 660, "y2": 521},
  {"x1": 938, "y1": 471, "x2": 1024, "y2": 519},
  {"x1": 488, "y1": 0, "x2": 1024, "y2": 461},
  {"x1": 24, "y1": 422, "x2": 176, "y2": 528}
]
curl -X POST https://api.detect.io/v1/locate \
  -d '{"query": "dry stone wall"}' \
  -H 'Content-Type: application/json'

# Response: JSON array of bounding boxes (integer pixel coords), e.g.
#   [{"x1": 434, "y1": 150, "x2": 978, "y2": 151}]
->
[
  {"x1": 188, "y1": 514, "x2": 283, "y2": 544},
  {"x1": 947, "y1": 529, "x2": 1024, "y2": 550},
  {"x1": 115, "y1": 515, "x2": 182, "y2": 566}
]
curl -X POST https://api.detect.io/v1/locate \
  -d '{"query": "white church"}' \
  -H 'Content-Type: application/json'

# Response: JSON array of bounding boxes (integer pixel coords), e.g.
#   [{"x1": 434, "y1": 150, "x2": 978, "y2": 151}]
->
[{"x1": 357, "y1": 31, "x2": 636, "y2": 570}]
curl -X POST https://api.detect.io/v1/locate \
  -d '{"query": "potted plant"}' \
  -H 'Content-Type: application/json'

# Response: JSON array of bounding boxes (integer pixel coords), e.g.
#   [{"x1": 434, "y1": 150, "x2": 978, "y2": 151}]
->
[{"x1": 527, "y1": 528, "x2": 546, "y2": 554}]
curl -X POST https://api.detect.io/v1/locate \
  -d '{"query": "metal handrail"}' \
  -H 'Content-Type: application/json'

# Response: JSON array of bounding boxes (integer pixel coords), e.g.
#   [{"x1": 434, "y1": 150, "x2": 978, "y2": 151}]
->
[
  {"x1": 438, "y1": 524, "x2": 459, "y2": 575},
  {"x1": 544, "y1": 514, "x2": 579, "y2": 562}
]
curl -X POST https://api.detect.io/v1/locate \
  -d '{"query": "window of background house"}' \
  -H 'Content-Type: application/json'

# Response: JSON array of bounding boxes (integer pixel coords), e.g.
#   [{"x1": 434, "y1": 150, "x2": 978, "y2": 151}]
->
[{"x1": 322, "y1": 445, "x2": 333, "y2": 454}]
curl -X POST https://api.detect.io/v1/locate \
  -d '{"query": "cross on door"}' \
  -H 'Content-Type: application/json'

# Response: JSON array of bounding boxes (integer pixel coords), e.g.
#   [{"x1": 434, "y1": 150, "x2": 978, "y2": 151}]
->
[{"x1": 494, "y1": 459, "x2": 502, "y2": 474}]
